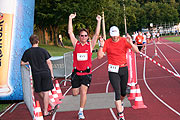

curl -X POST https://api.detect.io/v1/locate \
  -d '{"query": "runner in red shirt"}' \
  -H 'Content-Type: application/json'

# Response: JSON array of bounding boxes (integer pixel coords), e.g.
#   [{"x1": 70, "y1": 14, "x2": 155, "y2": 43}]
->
[
  {"x1": 68, "y1": 13, "x2": 101, "y2": 119},
  {"x1": 98, "y1": 26, "x2": 139, "y2": 120},
  {"x1": 135, "y1": 31, "x2": 144, "y2": 52}
]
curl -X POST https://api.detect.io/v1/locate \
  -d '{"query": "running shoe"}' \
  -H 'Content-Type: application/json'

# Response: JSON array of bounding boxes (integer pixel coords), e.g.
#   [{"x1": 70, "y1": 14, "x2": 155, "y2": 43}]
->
[
  {"x1": 78, "y1": 112, "x2": 85, "y2": 119},
  {"x1": 118, "y1": 112, "x2": 125, "y2": 120}
]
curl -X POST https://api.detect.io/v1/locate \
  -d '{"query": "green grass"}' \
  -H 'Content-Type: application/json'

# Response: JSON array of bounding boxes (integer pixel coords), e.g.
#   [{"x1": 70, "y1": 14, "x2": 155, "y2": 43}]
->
[
  {"x1": 39, "y1": 44, "x2": 73, "y2": 56},
  {"x1": 0, "y1": 104, "x2": 10, "y2": 113},
  {"x1": 164, "y1": 36, "x2": 180, "y2": 42},
  {"x1": 39, "y1": 44, "x2": 99, "y2": 59}
]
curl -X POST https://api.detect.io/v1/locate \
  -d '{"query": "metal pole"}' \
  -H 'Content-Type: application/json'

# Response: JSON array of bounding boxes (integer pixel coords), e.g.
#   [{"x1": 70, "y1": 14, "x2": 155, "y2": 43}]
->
[
  {"x1": 123, "y1": 0, "x2": 127, "y2": 34},
  {"x1": 102, "y1": 11, "x2": 106, "y2": 40}
]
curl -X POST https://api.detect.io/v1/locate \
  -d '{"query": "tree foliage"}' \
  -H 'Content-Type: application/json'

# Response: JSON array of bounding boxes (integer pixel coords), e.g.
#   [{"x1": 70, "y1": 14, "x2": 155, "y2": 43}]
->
[{"x1": 34, "y1": 0, "x2": 180, "y2": 45}]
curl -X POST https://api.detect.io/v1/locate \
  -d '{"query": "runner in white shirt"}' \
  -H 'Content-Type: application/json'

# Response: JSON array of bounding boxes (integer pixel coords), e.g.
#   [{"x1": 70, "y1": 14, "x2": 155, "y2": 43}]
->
[
  {"x1": 146, "y1": 31, "x2": 151, "y2": 43},
  {"x1": 142, "y1": 32, "x2": 147, "y2": 51},
  {"x1": 132, "y1": 32, "x2": 137, "y2": 44},
  {"x1": 156, "y1": 31, "x2": 160, "y2": 43},
  {"x1": 152, "y1": 31, "x2": 156, "y2": 43}
]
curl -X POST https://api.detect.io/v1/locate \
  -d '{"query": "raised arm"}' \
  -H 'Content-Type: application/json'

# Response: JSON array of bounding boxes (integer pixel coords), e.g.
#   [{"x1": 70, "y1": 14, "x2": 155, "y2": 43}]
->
[
  {"x1": 91, "y1": 15, "x2": 102, "y2": 50},
  {"x1": 97, "y1": 37, "x2": 105, "y2": 59},
  {"x1": 68, "y1": 13, "x2": 78, "y2": 48},
  {"x1": 126, "y1": 33, "x2": 139, "y2": 53}
]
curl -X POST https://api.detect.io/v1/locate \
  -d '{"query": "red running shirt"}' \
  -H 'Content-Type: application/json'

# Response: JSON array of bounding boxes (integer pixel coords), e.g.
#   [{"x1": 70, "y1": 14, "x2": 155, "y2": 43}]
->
[
  {"x1": 73, "y1": 41, "x2": 92, "y2": 75},
  {"x1": 135, "y1": 35, "x2": 144, "y2": 44},
  {"x1": 103, "y1": 37, "x2": 131, "y2": 66}
]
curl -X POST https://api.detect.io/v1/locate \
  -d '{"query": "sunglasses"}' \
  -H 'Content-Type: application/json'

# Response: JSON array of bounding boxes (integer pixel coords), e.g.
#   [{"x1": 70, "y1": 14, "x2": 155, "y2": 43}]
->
[{"x1": 80, "y1": 35, "x2": 88, "y2": 37}]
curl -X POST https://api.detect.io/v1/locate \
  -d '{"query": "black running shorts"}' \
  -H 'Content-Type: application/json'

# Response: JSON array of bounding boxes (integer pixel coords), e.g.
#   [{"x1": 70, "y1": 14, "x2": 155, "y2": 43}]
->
[
  {"x1": 71, "y1": 72, "x2": 92, "y2": 88},
  {"x1": 32, "y1": 71, "x2": 54, "y2": 93}
]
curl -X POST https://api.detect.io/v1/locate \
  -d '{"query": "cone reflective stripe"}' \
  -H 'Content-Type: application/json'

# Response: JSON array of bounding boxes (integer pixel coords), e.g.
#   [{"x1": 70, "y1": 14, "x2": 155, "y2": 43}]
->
[
  {"x1": 155, "y1": 49, "x2": 157, "y2": 56},
  {"x1": 49, "y1": 90, "x2": 62, "y2": 105},
  {"x1": 132, "y1": 85, "x2": 147, "y2": 109},
  {"x1": 55, "y1": 80, "x2": 64, "y2": 99},
  {"x1": 128, "y1": 84, "x2": 136, "y2": 100},
  {"x1": 34, "y1": 101, "x2": 44, "y2": 120},
  {"x1": 52, "y1": 87, "x2": 62, "y2": 104},
  {"x1": 49, "y1": 91, "x2": 56, "y2": 104}
]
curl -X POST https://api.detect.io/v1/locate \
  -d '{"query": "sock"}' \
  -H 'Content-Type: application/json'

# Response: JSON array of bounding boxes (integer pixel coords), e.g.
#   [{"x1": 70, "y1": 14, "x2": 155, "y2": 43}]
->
[
  {"x1": 79, "y1": 107, "x2": 84, "y2": 113},
  {"x1": 118, "y1": 112, "x2": 124, "y2": 119}
]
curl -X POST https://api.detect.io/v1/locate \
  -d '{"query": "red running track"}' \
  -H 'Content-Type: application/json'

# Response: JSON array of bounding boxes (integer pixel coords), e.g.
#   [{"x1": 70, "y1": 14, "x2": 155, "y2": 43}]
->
[{"x1": 1, "y1": 36, "x2": 180, "y2": 120}]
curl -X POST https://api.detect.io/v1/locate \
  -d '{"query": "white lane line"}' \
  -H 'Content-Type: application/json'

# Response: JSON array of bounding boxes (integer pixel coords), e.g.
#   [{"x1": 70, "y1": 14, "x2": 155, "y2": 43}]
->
[
  {"x1": 53, "y1": 59, "x2": 108, "y2": 120},
  {"x1": 143, "y1": 48, "x2": 180, "y2": 116},
  {"x1": 62, "y1": 60, "x2": 108, "y2": 97},
  {"x1": 163, "y1": 42, "x2": 180, "y2": 54},
  {"x1": 106, "y1": 80, "x2": 118, "y2": 120},
  {"x1": 110, "y1": 108, "x2": 118, "y2": 120},
  {"x1": 156, "y1": 45, "x2": 179, "y2": 75},
  {"x1": 92, "y1": 60, "x2": 107, "y2": 72},
  {"x1": 137, "y1": 75, "x2": 175, "y2": 81},
  {"x1": 0, "y1": 103, "x2": 16, "y2": 118}
]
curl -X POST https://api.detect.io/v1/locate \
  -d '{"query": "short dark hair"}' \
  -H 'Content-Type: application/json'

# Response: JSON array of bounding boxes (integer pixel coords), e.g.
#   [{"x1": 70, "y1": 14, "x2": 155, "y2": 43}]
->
[
  {"x1": 29, "y1": 34, "x2": 39, "y2": 45},
  {"x1": 79, "y1": 28, "x2": 89, "y2": 36}
]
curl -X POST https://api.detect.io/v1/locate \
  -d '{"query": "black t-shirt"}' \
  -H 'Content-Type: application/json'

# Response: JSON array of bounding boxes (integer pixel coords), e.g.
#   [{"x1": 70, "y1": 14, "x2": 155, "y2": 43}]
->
[{"x1": 21, "y1": 47, "x2": 51, "y2": 74}]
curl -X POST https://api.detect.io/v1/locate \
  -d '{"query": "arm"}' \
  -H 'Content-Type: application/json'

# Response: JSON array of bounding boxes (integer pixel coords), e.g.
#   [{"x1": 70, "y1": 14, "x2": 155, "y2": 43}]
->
[
  {"x1": 46, "y1": 59, "x2": 54, "y2": 78},
  {"x1": 68, "y1": 13, "x2": 78, "y2": 48},
  {"x1": 91, "y1": 15, "x2": 102, "y2": 50},
  {"x1": 21, "y1": 61, "x2": 29, "y2": 65},
  {"x1": 126, "y1": 33, "x2": 139, "y2": 53},
  {"x1": 97, "y1": 37, "x2": 105, "y2": 59}
]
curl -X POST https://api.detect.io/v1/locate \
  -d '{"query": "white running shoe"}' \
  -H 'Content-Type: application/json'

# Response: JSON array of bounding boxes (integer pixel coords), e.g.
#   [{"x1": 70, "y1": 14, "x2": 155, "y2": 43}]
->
[{"x1": 78, "y1": 112, "x2": 85, "y2": 119}]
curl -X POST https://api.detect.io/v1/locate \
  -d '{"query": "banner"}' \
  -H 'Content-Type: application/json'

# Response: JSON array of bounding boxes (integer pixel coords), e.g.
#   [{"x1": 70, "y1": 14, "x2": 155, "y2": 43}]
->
[
  {"x1": 127, "y1": 49, "x2": 137, "y2": 86},
  {"x1": 0, "y1": 0, "x2": 35, "y2": 100}
]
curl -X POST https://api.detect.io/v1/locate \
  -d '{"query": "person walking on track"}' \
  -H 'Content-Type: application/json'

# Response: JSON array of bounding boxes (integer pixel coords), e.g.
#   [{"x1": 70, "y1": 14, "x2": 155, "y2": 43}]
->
[
  {"x1": 21, "y1": 34, "x2": 57, "y2": 117},
  {"x1": 135, "y1": 31, "x2": 144, "y2": 52},
  {"x1": 68, "y1": 13, "x2": 101, "y2": 119},
  {"x1": 97, "y1": 26, "x2": 139, "y2": 120}
]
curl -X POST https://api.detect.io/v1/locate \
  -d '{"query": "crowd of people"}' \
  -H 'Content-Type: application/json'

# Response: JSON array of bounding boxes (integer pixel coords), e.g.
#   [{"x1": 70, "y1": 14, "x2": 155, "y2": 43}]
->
[
  {"x1": 132, "y1": 30, "x2": 161, "y2": 53},
  {"x1": 20, "y1": 12, "x2": 163, "y2": 120}
]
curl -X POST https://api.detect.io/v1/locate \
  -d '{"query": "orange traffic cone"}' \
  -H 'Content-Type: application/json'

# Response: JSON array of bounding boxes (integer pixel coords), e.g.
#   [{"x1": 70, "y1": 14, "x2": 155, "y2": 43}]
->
[
  {"x1": 55, "y1": 80, "x2": 64, "y2": 99},
  {"x1": 128, "y1": 84, "x2": 136, "y2": 100},
  {"x1": 52, "y1": 86, "x2": 62, "y2": 104},
  {"x1": 132, "y1": 84, "x2": 147, "y2": 109},
  {"x1": 34, "y1": 101, "x2": 44, "y2": 120}
]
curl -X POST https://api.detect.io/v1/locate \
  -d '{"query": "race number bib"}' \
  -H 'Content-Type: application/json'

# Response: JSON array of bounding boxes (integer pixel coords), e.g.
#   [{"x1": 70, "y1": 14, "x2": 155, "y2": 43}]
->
[
  {"x1": 77, "y1": 53, "x2": 88, "y2": 61},
  {"x1": 108, "y1": 64, "x2": 119, "y2": 73}
]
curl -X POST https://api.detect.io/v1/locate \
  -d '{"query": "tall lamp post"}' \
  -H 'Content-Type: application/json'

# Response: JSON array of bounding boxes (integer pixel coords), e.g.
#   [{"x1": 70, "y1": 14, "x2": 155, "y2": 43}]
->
[
  {"x1": 123, "y1": 0, "x2": 127, "y2": 34},
  {"x1": 102, "y1": 11, "x2": 106, "y2": 40}
]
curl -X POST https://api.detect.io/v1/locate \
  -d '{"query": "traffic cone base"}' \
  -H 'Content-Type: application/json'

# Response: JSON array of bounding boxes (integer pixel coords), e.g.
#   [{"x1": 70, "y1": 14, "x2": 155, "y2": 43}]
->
[{"x1": 132, "y1": 85, "x2": 147, "y2": 109}]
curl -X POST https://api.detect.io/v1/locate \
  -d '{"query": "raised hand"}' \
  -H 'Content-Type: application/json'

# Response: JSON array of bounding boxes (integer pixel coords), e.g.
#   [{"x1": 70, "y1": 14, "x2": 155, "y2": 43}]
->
[
  {"x1": 99, "y1": 36, "x2": 104, "y2": 47},
  {"x1": 126, "y1": 33, "x2": 133, "y2": 45},
  {"x1": 96, "y1": 15, "x2": 102, "y2": 22},
  {"x1": 69, "y1": 13, "x2": 76, "y2": 19}
]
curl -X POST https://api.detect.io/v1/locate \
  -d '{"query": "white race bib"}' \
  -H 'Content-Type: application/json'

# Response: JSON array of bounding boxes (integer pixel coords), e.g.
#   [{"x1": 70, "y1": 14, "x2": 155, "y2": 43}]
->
[
  {"x1": 108, "y1": 64, "x2": 119, "y2": 73},
  {"x1": 77, "y1": 53, "x2": 88, "y2": 61}
]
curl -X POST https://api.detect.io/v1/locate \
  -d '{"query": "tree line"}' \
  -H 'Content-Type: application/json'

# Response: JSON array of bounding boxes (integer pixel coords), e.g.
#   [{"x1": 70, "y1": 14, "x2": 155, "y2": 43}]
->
[{"x1": 34, "y1": 0, "x2": 180, "y2": 46}]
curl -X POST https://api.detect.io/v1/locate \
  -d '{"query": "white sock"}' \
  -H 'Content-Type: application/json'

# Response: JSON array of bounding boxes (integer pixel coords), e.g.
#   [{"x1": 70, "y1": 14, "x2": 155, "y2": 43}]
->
[{"x1": 79, "y1": 107, "x2": 84, "y2": 113}]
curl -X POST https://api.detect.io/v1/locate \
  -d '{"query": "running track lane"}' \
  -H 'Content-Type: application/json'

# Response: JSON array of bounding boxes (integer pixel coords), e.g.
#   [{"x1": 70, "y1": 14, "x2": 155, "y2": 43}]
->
[
  {"x1": 123, "y1": 37, "x2": 180, "y2": 120},
  {"x1": 1, "y1": 37, "x2": 180, "y2": 120}
]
